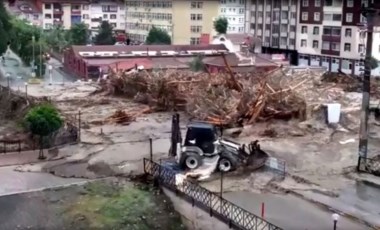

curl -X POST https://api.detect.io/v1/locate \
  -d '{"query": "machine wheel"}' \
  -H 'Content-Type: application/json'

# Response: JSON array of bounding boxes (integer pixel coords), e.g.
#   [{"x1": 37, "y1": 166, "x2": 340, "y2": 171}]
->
[
  {"x1": 182, "y1": 152, "x2": 202, "y2": 170},
  {"x1": 218, "y1": 152, "x2": 238, "y2": 172}
]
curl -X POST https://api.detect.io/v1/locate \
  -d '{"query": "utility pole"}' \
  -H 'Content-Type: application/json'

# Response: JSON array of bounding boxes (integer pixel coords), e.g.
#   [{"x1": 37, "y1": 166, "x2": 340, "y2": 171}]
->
[{"x1": 358, "y1": 1, "x2": 376, "y2": 160}]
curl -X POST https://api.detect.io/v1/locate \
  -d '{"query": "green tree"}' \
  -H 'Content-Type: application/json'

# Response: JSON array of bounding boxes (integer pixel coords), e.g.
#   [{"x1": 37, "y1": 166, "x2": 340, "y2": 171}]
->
[
  {"x1": 213, "y1": 17, "x2": 228, "y2": 34},
  {"x1": 145, "y1": 26, "x2": 171, "y2": 45},
  {"x1": 69, "y1": 22, "x2": 89, "y2": 45},
  {"x1": 94, "y1": 21, "x2": 115, "y2": 45},
  {"x1": 368, "y1": 56, "x2": 379, "y2": 69},
  {"x1": 24, "y1": 104, "x2": 63, "y2": 159},
  {"x1": 189, "y1": 55, "x2": 205, "y2": 72},
  {"x1": 44, "y1": 25, "x2": 69, "y2": 52},
  {"x1": 0, "y1": 1, "x2": 12, "y2": 54}
]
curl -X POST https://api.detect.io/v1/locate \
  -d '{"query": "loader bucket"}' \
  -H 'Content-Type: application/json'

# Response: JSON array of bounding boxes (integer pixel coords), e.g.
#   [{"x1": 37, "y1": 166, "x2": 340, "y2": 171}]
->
[{"x1": 241, "y1": 140, "x2": 269, "y2": 170}]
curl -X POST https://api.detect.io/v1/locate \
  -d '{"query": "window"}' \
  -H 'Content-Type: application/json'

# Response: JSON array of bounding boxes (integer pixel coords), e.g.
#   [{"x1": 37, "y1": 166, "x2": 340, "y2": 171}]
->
[
  {"x1": 45, "y1": 13, "x2": 51, "y2": 19},
  {"x1": 313, "y1": 26, "x2": 319, "y2": 35},
  {"x1": 314, "y1": 12, "x2": 320, "y2": 21},
  {"x1": 291, "y1": 12, "x2": 296, "y2": 19},
  {"x1": 289, "y1": 39, "x2": 295, "y2": 46},
  {"x1": 103, "y1": 14, "x2": 108, "y2": 19},
  {"x1": 312, "y1": 40, "x2": 318, "y2": 48},
  {"x1": 358, "y1": 44, "x2": 365, "y2": 53},
  {"x1": 45, "y1": 4, "x2": 51, "y2": 9},
  {"x1": 190, "y1": 37, "x2": 200, "y2": 45},
  {"x1": 33, "y1": 14, "x2": 39, "y2": 20},
  {"x1": 322, "y1": 41, "x2": 330, "y2": 50},
  {"x1": 345, "y1": 28, "x2": 352, "y2": 37},
  {"x1": 190, "y1": 25, "x2": 202, "y2": 33},
  {"x1": 280, "y1": 37, "x2": 287, "y2": 46},
  {"x1": 191, "y1": 2, "x2": 203, "y2": 8},
  {"x1": 110, "y1": 23, "x2": 116, "y2": 28},
  {"x1": 344, "y1": 43, "x2": 351, "y2": 51},
  {"x1": 110, "y1": 14, "x2": 117, "y2": 19},
  {"x1": 239, "y1": 8, "x2": 244, "y2": 14},
  {"x1": 83, "y1": 14, "x2": 89, "y2": 19},
  {"x1": 301, "y1": 26, "x2": 307, "y2": 33},
  {"x1": 301, "y1": 39, "x2": 307, "y2": 47},
  {"x1": 323, "y1": 13, "x2": 342, "y2": 21},
  {"x1": 45, "y1": 23, "x2": 52, "y2": 29},
  {"x1": 302, "y1": 12, "x2": 308, "y2": 21},
  {"x1": 331, "y1": 42, "x2": 340, "y2": 51},
  {"x1": 302, "y1": 0, "x2": 308, "y2": 7},
  {"x1": 290, "y1": 25, "x2": 296, "y2": 32},
  {"x1": 82, "y1": 4, "x2": 89, "y2": 10},
  {"x1": 190, "y1": 14, "x2": 202, "y2": 20},
  {"x1": 315, "y1": 0, "x2": 321, "y2": 7},
  {"x1": 346, "y1": 13, "x2": 353, "y2": 23},
  {"x1": 347, "y1": 0, "x2": 353, "y2": 7},
  {"x1": 72, "y1": 5, "x2": 80, "y2": 10}
]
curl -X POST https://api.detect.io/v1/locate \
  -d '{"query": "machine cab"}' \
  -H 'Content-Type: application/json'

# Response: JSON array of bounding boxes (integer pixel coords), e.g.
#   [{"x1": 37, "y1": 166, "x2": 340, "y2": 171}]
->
[{"x1": 184, "y1": 122, "x2": 218, "y2": 154}]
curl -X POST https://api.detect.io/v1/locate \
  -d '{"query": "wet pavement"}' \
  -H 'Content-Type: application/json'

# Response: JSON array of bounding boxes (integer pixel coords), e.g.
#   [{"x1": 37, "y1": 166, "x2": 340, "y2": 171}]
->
[
  {"x1": 0, "y1": 166, "x2": 87, "y2": 196},
  {"x1": 223, "y1": 191, "x2": 372, "y2": 230}
]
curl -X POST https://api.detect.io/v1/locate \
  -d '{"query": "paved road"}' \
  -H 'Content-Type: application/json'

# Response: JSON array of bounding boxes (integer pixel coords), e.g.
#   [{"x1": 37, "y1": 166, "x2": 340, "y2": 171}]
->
[
  {"x1": 224, "y1": 191, "x2": 372, "y2": 230},
  {"x1": 0, "y1": 50, "x2": 74, "y2": 88},
  {"x1": 0, "y1": 166, "x2": 87, "y2": 196}
]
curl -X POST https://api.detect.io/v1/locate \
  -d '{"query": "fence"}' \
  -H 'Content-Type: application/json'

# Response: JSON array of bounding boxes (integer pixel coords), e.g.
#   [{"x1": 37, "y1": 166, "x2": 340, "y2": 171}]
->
[
  {"x1": 143, "y1": 158, "x2": 283, "y2": 230},
  {"x1": 357, "y1": 156, "x2": 380, "y2": 176},
  {"x1": 0, "y1": 140, "x2": 22, "y2": 153}
]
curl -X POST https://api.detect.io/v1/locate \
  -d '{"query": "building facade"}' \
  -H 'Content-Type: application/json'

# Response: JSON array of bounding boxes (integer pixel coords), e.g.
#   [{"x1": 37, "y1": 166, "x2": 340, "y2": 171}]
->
[
  {"x1": 34, "y1": 0, "x2": 125, "y2": 32},
  {"x1": 297, "y1": 0, "x2": 364, "y2": 74},
  {"x1": 246, "y1": 0, "x2": 299, "y2": 64},
  {"x1": 125, "y1": 0, "x2": 219, "y2": 45},
  {"x1": 219, "y1": 0, "x2": 246, "y2": 33}
]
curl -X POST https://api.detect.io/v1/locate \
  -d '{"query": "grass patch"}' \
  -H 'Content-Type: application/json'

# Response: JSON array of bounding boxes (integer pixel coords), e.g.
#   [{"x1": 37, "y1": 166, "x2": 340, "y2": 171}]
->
[{"x1": 65, "y1": 181, "x2": 186, "y2": 230}]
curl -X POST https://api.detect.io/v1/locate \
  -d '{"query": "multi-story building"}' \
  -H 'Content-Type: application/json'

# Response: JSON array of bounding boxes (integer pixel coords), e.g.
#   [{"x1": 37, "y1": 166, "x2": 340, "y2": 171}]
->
[
  {"x1": 246, "y1": 0, "x2": 299, "y2": 64},
  {"x1": 125, "y1": 0, "x2": 219, "y2": 45},
  {"x1": 297, "y1": 0, "x2": 363, "y2": 74},
  {"x1": 219, "y1": 0, "x2": 246, "y2": 33},
  {"x1": 34, "y1": 0, "x2": 125, "y2": 32}
]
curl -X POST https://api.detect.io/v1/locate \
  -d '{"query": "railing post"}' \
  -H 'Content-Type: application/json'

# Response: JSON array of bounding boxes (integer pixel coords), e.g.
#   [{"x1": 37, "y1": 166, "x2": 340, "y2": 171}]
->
[
  {"x1": 357, "y1": 156, "x2": 362, "y2": 172},
  {"x1": 3, "y1": 142, "x2": 6, "y2": 153},
  {"x1": 143, "y1": 158, "x2": 146, "y2": 174},
  {"x1": 18, "y1": 141, "x2": 21, "y2": 153},
  {"x1": 209, "y1": 193, "x2": 213, "y2": 217},
  {"x1": 149, "y1": 138, "x2": 153, "y2": 161}
]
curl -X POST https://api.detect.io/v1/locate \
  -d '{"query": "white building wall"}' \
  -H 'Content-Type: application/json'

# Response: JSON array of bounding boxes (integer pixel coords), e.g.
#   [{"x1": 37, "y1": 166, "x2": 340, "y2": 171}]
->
[{"x1": 219, "y1": 0, "x2": 246, "y2": 33}]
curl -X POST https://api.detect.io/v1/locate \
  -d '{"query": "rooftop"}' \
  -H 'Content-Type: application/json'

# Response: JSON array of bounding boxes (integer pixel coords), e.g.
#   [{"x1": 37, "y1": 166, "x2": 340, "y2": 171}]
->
[{"x1": 70, "y1": 44, "x2": 229, "y2": 59}]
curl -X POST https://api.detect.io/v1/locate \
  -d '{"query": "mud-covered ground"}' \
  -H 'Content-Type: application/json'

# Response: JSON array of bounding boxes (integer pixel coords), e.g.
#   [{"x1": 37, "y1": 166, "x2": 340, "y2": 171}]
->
[
  {"x1": 10, "y1": 78, "x2": 380, "y2": 228},
  {"x1": 0, "y1": 179, "x2": 185, "y2": 230}
]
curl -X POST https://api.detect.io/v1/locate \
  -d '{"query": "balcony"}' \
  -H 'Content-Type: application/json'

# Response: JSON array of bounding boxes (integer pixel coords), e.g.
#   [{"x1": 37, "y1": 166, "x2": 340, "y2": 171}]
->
[
  {"x1": 281, "y1": 19, "x2": 288, "y2": 24},
  {"x1": 322, "y1": 35, "x2": 341, "y2": 42},
  {"x1": 53, "y1": 19, "x2": 62, "y2": 26},
  {"x1": 71, "y1": 6, "x2": 81, "y2": 15},
  {"x1": 281, "y1": 6, "x2": 289, "y2": 11},
  {"x1": 321, "y1": 49, "x2": 340, "y2": 56}
]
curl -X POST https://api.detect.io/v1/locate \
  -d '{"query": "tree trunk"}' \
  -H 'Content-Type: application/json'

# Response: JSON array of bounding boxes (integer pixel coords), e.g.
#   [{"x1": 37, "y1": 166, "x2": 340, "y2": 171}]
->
[{"x1": 38, "y1": 135, "x2": 46, "y2": 160}]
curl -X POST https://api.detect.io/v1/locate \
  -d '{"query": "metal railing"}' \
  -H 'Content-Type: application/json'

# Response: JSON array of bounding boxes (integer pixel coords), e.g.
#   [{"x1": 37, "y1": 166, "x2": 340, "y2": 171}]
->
[
  {"x1": 265, "y1": 157, "x2": 286, "y2": 179},
  {"x1": 143, "y1": 158, "x2": 283, "y2": 230},
  {"x1": 357, "y1": 156, "x2": 380, "y2": 176},
  {"x1": 0, "y1": 140, "x2": 22, "y2": 153}
]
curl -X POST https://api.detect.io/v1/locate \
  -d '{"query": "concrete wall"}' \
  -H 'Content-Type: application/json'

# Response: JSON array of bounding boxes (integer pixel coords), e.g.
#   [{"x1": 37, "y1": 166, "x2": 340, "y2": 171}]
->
[{"x1": 163, "y1": 188, "x2": 230, "y2": 230}]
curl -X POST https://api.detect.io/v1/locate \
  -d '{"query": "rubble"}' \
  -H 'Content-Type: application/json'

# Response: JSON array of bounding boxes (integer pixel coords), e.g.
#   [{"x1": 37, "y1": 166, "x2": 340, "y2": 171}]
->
[
  {"x1": 96, "y1": 67, "x2": 377, "y2": 127},
  {"x1": 104, "y1": 107, "x2": 151, "y2": 125}
]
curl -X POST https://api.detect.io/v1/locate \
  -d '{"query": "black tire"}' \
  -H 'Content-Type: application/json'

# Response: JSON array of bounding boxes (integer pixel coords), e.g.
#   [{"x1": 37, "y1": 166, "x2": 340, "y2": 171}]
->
[
  {"x1": 180, "y1": 152, "x2": 202, "y2": 170},
  {"x1": 218, "y1": 152, "x2": 238, "y2": 172}
]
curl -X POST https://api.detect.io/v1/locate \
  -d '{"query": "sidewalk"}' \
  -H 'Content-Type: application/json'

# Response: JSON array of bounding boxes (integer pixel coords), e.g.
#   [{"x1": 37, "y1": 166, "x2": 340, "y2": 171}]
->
[{"x1": 0, "y1": 149, "x2": 59, "y2": 167}]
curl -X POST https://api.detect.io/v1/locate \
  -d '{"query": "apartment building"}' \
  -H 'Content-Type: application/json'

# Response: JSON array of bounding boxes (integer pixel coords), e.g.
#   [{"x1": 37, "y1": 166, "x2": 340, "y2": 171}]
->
[
  {"x1": 246, "y1": 0, "x2": 299, "y2": 64},
  {"x1": 34, "y1": 0, "x2": 125, "y2": 31},
  {"x1": 219, "y1": 0, "x2": 246, "y2": 33},
  {"x1": 125, "y1": 0, "x2": 219, "y2": 45}
]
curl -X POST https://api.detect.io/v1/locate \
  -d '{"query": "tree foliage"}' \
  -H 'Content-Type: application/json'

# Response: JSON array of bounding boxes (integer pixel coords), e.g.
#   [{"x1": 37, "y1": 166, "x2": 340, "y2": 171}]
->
[
  {"x1": 44, "y1": 25, "x2": 69, "y2": 52},
  {"x1": 0, "y1": 1, "x2": 12, "y2": 54},
  {"x1": 68, "y1": 22, "x2": 89, "y2": 45},
  {"x1": 24, "y1": 104, "x2": 63, "y2": 137},
  {"x1": 94, "y1": 21, "x2": 116, "y2": 45},
  {"x1": 189, "y1": 55, "x2": 205, "y2": 72},
  {"x1": 145, "y1": 26, "x2": 171, "y2": 45},
  {"x1": 368, "y1": 56, "x2": 379, "y2": 70},
  {"x1": 213, "y1": 17, "x2": 228, "y2": 34}
]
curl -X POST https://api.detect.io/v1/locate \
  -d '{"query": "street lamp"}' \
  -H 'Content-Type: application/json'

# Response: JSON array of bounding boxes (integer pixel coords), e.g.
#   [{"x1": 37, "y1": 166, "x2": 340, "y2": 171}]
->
[
  {"x1": 24, "y1": 82, "x2": 28, "y2": 97},
  {"x1": 332, "y1": 213, "x2": 339, "y2": 230},
  {"x1": 48, "y1": 64, "x2": 53, "y2": 85},
  {"x1": 32, "y1": 35, "x2": 35, "y2": 75}
]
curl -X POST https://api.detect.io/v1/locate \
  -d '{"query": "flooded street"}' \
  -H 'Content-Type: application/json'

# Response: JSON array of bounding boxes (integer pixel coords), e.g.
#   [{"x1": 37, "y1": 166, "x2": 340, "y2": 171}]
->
[{"x1": 223, "y1": 191, "x2": 371, "y2": 230}]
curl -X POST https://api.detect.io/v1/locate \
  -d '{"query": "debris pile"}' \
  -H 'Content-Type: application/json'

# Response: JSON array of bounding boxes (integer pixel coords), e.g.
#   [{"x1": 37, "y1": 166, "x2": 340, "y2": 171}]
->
[
  {"x1": 321, "y1": 72, "x2": 380, "y2": 97},
  {"x1": 105, "y1": 107, "x2": 151, "y2": 125},
  {"x1": 100, "y1": 68, "x2": 314, "y2": 126}
]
